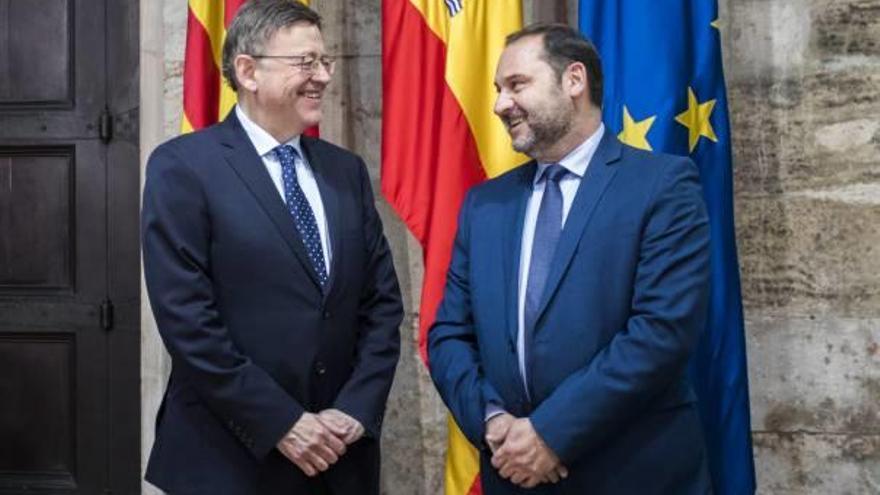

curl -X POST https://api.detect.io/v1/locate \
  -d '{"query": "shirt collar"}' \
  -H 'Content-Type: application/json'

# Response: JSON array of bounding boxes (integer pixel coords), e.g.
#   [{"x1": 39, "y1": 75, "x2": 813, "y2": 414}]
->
[
  {"x1": 534, "y1": 123, "x2": 605, "y2": 185},
  {"x1": 236, "y1": 105, "x2": 303, "y2": 159}
]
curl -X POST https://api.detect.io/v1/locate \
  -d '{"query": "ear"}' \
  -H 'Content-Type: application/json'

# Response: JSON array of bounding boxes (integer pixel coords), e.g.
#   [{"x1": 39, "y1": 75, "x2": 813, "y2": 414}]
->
[
  {"x1": 564, "y1": 61, "x2": 588, "y2": 99},
  {"x1": 234, "y1": 54, "x2": 259, "y2": 93}
]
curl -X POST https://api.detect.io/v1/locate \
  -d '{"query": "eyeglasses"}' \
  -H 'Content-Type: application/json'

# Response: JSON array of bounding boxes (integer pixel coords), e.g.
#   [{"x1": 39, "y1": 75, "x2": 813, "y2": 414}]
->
[{"x1": 250, "y1": 54, "x2": 337, "y2": 75}]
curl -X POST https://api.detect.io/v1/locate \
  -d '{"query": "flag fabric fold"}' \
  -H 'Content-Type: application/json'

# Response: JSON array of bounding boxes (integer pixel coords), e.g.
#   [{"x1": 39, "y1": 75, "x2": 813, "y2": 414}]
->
[
  {"x1": 578, "y1": 2, "x2": 756, "y2": 493},
  {"x1": 381, "y1": 1, "x2": 523, "y2": 493}
]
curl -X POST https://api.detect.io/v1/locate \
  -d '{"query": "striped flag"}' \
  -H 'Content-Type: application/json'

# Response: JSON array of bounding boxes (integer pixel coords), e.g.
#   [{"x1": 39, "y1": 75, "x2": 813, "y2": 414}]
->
[
  {"x1": 181, "y1": 0, "x2": 315, "y2": 133},
  {"x1": 381, "y1": 1, "x2": 523, "y2": 493}
]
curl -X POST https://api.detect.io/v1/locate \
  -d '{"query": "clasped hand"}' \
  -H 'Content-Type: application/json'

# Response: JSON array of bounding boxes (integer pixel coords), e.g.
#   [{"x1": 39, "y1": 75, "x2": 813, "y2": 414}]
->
[
  {"x1": 276, "y1": 409, "x2": 364, "y2": 476},
  {"x1": 486, "y1": 413, "x2": 568, "y2": 489}
]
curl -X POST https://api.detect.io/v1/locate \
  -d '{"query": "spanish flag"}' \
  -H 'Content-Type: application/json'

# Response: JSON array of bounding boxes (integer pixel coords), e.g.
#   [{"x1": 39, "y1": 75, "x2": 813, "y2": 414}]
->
[
  {"x1": 381, "y1": 1, "x2": 523, "y2": 493},
  {"x1": 181, "y1": 0, "x2": 314, "y2": 133}
]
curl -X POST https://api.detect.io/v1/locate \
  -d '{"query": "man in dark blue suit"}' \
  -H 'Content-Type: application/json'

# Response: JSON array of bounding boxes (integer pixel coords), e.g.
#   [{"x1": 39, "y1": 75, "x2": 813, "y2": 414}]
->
[
  {"x1": 142, "y1": 1, "x2": 402, "y2": 493},
  {"x1": 428, "y1": 24, "x2": 712, "y2": 494}
]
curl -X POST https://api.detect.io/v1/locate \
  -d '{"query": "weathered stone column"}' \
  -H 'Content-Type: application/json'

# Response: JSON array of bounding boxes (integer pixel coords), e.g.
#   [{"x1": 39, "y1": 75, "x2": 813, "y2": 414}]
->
[
  {"x1": 139, "y1": 0, "x2": 187, "y2": 492},
  {"x1": 721, "y1": 0, "x2": 880, "y2": 492}
]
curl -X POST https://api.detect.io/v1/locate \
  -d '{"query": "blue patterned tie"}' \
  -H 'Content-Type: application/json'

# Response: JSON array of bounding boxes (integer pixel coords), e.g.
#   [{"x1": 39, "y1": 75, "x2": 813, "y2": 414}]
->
[
  {"x1": 524, "y1": 164, "x2": 569, "y2": 333},
  {"x1": 274, "y1": 145, "x2": 328, "y2": 289}
]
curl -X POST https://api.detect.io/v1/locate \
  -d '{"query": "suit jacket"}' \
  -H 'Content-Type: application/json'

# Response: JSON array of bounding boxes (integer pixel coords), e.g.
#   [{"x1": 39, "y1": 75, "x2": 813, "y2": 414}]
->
[
  {"x1": 428, "y1": 132, "x2": 712, "y2": 494},
  {"x1": 142, "y1": 111, "x2": 403, "y2": 495}
]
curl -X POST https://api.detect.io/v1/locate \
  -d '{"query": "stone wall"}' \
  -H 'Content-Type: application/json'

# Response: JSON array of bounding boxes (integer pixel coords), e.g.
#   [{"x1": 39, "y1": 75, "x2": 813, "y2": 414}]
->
[
  {"x1": 140, "y1": 0, "x2": 879, "y2": 493},
  {"x1": 722, "y1": 0, "x2": 880, "y2": 492}
]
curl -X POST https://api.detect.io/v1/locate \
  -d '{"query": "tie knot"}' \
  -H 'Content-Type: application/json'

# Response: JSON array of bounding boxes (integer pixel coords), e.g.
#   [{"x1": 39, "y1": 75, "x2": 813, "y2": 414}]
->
[
  {"x1": 274, "y1": 144, "x2": 300, "y2": 164},
  {"x1": 541, "y1": 164, "x2": 568, "y2": 183}
]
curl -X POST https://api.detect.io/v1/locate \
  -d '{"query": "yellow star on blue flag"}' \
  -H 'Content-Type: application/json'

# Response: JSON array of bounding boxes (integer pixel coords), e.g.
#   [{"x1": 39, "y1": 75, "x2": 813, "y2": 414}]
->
[
  {"x1": 618, "y1": 105, "x2": 656, "y2": 151},
  {"x1": 675, "y1": 86, "x2": 717, "y2": 152}
]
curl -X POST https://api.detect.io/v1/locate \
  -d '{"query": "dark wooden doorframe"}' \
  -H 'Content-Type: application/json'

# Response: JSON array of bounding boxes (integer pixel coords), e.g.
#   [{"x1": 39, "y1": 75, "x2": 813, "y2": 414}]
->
[{"x1": 0, "y1": 0, "x2": 140, "y2": 493}]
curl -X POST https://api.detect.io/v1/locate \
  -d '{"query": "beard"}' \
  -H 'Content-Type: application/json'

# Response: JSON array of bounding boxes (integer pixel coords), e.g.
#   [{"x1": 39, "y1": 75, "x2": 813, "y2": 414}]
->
[{"x1": 507, "y1": 96, "x2": 575, "y2": 158}]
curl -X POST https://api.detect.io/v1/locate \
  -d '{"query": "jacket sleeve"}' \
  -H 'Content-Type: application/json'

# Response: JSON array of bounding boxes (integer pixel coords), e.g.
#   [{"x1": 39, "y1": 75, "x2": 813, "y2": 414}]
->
[
  {"x1": 332, "y1": 159, "x2": 403, "y2": 438},
  {"x1": 428, "y1": 190, "x2": 505, "y2": 448},
  {"x1": 142, "y1": 143, "x2": 304, "y2": 460},
  {"x1": 529, "y1": 157, "x2": 711, "y2": 463}
]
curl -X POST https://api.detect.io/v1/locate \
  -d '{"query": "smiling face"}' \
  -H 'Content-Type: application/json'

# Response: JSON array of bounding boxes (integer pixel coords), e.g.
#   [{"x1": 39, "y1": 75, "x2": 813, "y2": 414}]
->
[
  {"x1": 236, "y1": 21, "x2": 331, "y2": 139},
  {"x1": 493, "y1": 35, "x2": 576, "y2": 160}
]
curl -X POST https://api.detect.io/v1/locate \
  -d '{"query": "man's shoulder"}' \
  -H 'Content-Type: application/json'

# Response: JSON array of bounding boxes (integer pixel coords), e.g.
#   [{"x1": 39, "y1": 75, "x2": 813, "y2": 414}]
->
[
  {"x1": 145, "y1": 124, "x2": 228, "y2": 179},
  {"x1": 299, "y1": 137, "x2": 367, "y2": 184},
  {"x1": 302, "y1": 136, "x2": 363, "y2": 166},
  {"x1": 467, "y1": 161, "x2": 533, "y2": 199},
  {"x1": 618, "y1": 143, "x2": 695, "y2": 171},
  {"x1": 615, "y1": 143, "x2": 699, "y2": 188},
  {"x1": 150, "y1": 123, "x2": 224, "y2": 158}
]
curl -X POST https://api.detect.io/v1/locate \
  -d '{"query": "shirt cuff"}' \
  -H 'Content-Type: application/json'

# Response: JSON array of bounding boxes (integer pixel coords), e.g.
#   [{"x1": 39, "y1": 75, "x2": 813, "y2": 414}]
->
[{"x1": 484, "y1": 404, "x2": 507, "y2": 423}]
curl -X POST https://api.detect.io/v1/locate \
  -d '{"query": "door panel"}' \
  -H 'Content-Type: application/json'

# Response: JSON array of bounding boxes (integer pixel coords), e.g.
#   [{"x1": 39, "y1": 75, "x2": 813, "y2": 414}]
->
[
  {"x1": 0, "y1": 0, "x2": 72, "y2": 106},
  {"x1": 0, "y1": 334, "x2": 75, "y2": 488},
  {"x1": 0, "y1": 0, "x2": 103, "y2": 140},
  {"x1": 0, "y1": 150, "x2": 74, "y2": 290},
  {"x1": 0, "y1": 0, "x2": 139, "y2": 493},
  {"x1": 0, "y1": 143, "x2": 107, "y2": 495}
]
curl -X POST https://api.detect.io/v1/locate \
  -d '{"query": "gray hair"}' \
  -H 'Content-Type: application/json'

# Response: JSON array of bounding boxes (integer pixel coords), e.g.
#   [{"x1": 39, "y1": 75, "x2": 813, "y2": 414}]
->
[{"x1": 221, "y1": 0, "x2": 322, "y2": 91}]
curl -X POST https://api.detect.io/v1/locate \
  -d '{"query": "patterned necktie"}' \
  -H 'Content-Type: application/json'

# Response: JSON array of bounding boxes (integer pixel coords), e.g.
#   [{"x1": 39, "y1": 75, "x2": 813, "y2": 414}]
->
[
  {"x1": 274, "y1": 144, "x2": 328, "y2": 289},
  {"x1": 524, "y1": 163, "x2": 569, "y2": 333}
]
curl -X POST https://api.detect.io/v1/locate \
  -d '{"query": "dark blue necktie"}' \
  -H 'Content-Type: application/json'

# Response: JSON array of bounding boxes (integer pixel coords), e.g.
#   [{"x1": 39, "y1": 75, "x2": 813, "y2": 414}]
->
[
  {"x1": 274, "y1": 144, "x2": 328, "y2": 289},
  {"x1": 524, "y1": 164, "x2": 568, "y2": 333}
]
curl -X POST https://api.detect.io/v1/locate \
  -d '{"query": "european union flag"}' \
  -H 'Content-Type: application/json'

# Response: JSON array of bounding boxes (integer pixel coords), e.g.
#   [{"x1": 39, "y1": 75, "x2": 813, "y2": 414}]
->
[{"x1": 579, "y1": 1, "x2": 756, "y2": 493}]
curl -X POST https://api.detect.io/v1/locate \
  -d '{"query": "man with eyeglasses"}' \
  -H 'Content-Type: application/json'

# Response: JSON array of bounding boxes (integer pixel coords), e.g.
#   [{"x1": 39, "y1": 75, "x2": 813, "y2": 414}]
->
[{"x1": 142, "y1": 1, "x2": 402, "y2": 494}]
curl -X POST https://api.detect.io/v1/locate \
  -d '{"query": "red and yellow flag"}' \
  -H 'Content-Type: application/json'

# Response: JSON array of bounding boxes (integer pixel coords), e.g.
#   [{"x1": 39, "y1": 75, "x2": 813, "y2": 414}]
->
[
  {"x1": 181, "y1": 0, "x2": 315, "y2": 133},
  {"x1": 381, "y1": 1, "x2": 523, "y2": 493}
]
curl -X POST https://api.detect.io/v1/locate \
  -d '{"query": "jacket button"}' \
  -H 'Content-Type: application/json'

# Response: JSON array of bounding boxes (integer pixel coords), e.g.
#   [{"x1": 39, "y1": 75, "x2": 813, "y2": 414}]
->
[
  {"x1": 315, "y1": 361, "x2": 326, "y2": 375},
  {"x1": 323, "y1": 310, "x2": 331, "y2": 320}
]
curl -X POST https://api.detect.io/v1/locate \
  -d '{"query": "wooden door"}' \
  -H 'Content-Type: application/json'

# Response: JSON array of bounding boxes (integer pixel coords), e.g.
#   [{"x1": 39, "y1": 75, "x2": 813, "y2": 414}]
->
[{"x1": 0, "y1": 0, "x2": 140, "y2": 493}]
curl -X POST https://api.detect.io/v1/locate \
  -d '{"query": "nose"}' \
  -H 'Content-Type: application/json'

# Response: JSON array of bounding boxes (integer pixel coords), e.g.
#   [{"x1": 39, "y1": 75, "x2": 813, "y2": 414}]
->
[
  {"x1": 311, "y1": 62, "x2": 332, "y2": 84},
  {"x1": 494, "y1": 90, "x2": 513, "y2": 117}
]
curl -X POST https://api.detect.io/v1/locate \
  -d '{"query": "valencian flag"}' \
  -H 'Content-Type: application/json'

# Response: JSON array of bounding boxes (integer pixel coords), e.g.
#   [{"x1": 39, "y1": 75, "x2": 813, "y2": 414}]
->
[
  {"x1": 381, "y1": 0, "x2": 523, "y2": 493},
  {"x1": 579, "y1": 1, "x2": 756, "y2": 493},
  {"x1": 181, "y1": 0, "x2": 316, "y2": 134}
]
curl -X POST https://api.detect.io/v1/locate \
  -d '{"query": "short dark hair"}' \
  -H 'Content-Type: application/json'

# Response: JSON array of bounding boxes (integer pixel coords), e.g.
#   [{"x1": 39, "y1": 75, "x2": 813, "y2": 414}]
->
[
  {"x1": 506, "y1": 23, "x2": 604, "y2": 107},
  {"x1": 221, "y1": 0, "x2": 322, "y2": 91}
]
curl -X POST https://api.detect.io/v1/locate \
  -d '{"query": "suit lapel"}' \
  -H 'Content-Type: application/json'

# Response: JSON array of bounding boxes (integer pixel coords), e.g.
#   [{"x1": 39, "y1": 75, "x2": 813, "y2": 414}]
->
[
  {"x1": 217, "y1": 113, "x2": 323, "y2": 292},
  {"x1": 504, "y1": 163, "x2": 536, "y2": 346},
  {"x1": 533, "y1": 132, "x2": 623, "y2": 327},
  {"x1": 301, "y1": 136, "x2": 341, "y2": 302}
]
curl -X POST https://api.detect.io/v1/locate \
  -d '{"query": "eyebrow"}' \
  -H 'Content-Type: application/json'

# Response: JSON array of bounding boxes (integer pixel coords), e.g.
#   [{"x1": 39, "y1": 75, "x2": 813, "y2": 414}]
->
[
  {"x1": 266, "y1": 50, "x2": 323, "y2": 57},
  {"x1": 497, "y1": 73, "x2": 529, "y2": 86}
]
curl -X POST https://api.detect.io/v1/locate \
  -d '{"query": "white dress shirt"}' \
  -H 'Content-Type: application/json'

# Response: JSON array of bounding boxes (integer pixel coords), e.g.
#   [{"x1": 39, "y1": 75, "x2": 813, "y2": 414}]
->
[
  {"x1": 236, "y1": 105, "x2": 332, "y2": 273},
  {"x1": 515, "y1": 124, "x2": 605, "y2": 392}
]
